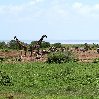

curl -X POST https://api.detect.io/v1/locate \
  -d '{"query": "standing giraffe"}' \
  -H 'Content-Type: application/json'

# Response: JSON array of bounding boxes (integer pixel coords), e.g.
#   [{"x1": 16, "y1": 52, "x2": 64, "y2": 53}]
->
[
  {"x1": 14, "y1": 36, "x2": 28, "y2": 56},
  {"x1": 30, "y1": 35, "x2": 47, "y2": 56}
]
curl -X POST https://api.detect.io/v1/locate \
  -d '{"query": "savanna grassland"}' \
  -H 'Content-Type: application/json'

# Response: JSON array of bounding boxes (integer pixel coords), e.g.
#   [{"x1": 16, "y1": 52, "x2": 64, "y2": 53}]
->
[
  {"x1": 0, "y1": 62, "x2": 99, "y2": 99},
  {"x1": 0, "y1": 42, "x2": 99, "y2": 99}
]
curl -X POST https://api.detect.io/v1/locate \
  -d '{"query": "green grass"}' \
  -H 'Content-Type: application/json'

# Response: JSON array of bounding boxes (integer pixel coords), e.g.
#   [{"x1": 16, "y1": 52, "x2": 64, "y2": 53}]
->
[{"x1": 0, "y1": 62, "x2": 99, "y2": 99}]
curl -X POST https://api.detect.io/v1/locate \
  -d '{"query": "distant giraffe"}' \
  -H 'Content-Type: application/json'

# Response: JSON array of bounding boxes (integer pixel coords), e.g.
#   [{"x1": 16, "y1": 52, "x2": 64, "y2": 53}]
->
[
  {"x1": 30, "y1": 35, "x2": 47, "y2": 56},
  {"x1": 14, "y1": 36, "x2": 28, "y2": 56}
]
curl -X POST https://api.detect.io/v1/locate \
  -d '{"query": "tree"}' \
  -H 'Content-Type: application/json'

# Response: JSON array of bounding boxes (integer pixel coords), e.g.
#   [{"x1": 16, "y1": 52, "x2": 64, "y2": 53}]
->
[
  {"x1": 53, "y1": 43, "x2": 62, "y2": 48},
  {"x1": 41, "y1": 41, "x2": 50, "y2": 48},
  {"x1": 7, "y1": 40, "x2": 18, "y2": 50},
  {"x1": 0, "y1": 41, "x2": 6, "y2": 49},
  {"x1": 30, "y1": 41, "x2": 37, "y2": 46}
]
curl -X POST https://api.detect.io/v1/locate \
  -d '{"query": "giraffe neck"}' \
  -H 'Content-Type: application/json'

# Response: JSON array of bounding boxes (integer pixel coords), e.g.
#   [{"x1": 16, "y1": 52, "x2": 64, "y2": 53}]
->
[
  {"x1": 16, "y1": 38, "x2": 22, "y2": 46},
  {"x1": 15, "y1": 38, "x2": 26, "y2": 48},
  {"x1": 37, "y1": 36, "x2": 44, "y2": 45}
]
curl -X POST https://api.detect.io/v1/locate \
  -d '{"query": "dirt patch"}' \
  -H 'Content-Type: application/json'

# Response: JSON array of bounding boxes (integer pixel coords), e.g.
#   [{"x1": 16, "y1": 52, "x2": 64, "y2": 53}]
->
[
  {"x1": 0, "y1": 50, "x2": 98, "y2": 63},
  {"x1": 0, "y1": 50, "x2": 48, "y2": 63},
  {"x1": 75, "y1": 50, "x2": 99, "y2": 62}
]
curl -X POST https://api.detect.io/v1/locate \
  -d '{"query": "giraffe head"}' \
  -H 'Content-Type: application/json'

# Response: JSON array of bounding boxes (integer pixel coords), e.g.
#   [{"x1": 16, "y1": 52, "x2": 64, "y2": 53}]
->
[
  {"x1": 14, "y1": 36, "x2": 17, "y2": 39},
  {"x1": 42, "y1": 35, "x2": 47, "y2": 38}
]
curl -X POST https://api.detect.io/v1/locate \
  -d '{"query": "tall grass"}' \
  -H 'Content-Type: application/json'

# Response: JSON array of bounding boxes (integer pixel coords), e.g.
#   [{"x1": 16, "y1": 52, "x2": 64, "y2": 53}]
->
[{"x1": 0, "y1": 62, "x2": 99, "y2": 98}]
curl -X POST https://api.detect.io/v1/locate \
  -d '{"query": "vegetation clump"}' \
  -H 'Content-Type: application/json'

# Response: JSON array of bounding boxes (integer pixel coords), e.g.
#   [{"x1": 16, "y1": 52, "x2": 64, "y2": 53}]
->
[
  {"x1": 47, "y1": 50, "x2": 76, "y2": 63},
  {"x1": 53, "y1": 43, "x2": 62, "y2": 48},
  {"x1": 41, "y1": 41, "x2": 50, "y2": 48},
  {"x1": 0, "y1": 71, "x2": 13, "y2": 86},
  {"x1": 92, "y1": 58, "x2": 99, "y2": 63}
]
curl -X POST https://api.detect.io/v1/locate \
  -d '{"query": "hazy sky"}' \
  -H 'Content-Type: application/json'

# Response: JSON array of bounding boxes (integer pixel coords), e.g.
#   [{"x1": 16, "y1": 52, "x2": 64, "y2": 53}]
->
[{"x1": 0, "y1": 0, "x2": 99, "y2": 41}]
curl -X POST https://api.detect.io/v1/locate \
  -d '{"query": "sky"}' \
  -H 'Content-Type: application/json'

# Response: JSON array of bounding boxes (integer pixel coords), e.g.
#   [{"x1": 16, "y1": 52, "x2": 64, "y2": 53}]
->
[{"x1": 0, "y1": 0, "x2": 99, "y2": 43}]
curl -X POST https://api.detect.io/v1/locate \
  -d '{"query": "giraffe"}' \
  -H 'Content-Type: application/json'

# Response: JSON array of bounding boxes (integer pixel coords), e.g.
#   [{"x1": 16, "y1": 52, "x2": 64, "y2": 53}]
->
[
  {"x1": 14, "y1": 36, "x2": 28, "y2": 56},
  {"x1": 30, "y1": 35, "x2": 47, "y2": 56}
]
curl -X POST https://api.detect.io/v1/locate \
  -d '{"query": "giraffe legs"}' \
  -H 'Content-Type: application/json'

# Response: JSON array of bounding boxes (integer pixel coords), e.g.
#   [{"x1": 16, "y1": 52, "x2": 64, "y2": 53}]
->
[
  {"x1": 30, "y1": 51, "x2": 32, "y2": 57},
  {"x1": 24, "y1": 51, "x2": 27, "y2": 57},
  {"x1": 29, "y1": 48, "x2": 33, "y2": 57},
  {"x1": 20, "y1": 50, "x2": 22, "y2": 56},
  {"x1": 20, "y1": 50, "x2": 27, "y2": 57}
]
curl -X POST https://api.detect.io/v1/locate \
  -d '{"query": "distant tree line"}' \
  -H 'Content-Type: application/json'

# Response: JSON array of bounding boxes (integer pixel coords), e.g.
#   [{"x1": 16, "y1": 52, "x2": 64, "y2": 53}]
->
[
  {"x1": 0, "y1": 40, "x2": 51, "y2": 50},
  {"x1": 1, "y1": 40, "x2": 99, "y2": 51}
]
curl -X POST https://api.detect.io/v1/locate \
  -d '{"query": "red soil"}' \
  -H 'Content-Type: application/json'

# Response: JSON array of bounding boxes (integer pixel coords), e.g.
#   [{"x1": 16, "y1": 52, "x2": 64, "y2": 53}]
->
[{"x1": 0, "y1": 49, "x2": 99, "y2": 62}]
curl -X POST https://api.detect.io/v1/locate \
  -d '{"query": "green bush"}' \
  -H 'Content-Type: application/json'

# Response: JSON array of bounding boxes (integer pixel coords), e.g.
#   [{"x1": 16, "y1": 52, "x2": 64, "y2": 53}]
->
[
  {"x1": 7, "y1": 40, "x2": 18, "y2": 50},
  {"x1": 0, "y1": 41, "x2": 7, "y2": 49},
  {"x1": 91, "y1": 43, "x2": 99, "y2": 50},
  {"x1": 0, "y1": 71, "x2": 13, "y2": 86},
  {"x1": 92, "y1": 58, "x2": 99, "y2": 63},
  {"x1": 30, "y1": 41, "x2": 37, "y2": 46},
  {"x1": 47, "y1": 51, "x2": 75, "y2": 63},
  {"x1": 30, "y1": 41, "x2": 50, "y2": 48},
  {"x1": 53, "y1": 43, "x2": 62, "y2": 48},
  {"x1": 0, "y1": 57, "x2": 6, "y2": 63},
  {"x1": 41, "y1": 41, "x2": 50, "y2": 48}
]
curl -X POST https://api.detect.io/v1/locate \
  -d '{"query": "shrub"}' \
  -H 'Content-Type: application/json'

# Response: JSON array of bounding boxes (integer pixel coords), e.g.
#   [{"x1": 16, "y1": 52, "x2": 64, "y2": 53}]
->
[
  {"x1": 92, "y1": 58, "x2": 99, "y2": 63},
  {"x1": 0, "y1": 41, "x2": 7, "y2": 49},
  {"x1": 0, "y1": 71, "x2": 13, "y2": 86},
  {"x1": 41, "y1": 41, "x2": 50, "y2": 48},
  {"x1": 7, "y1": 40, "x2": 18, "y2": 50},
  {"x1": 91, "y1": 43, "x2": 99, "y2": 50},
  {"x1": 30, "y1": 41, "x2": 37, "y2": 46},
  {"x1": 47, "y1": 51, "x2": 76, "y2": 64},
  {"x1": 53, "y1": 43, "x2": 62, "y2": 48},
  {"x1": 30, "y1": 41, "x2": 50, "y2": 48},
  {"x1": 0, "y1": 57, "x2": 6, "y2": 63}
]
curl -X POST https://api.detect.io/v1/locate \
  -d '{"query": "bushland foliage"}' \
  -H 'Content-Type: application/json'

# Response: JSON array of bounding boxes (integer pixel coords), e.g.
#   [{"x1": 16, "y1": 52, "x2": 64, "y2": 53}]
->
[
  {"x1": 47, "y1": 50, "x2": 76, "y2": 63},
  {"x1": 53, "y1": 43, "x2": 62, "y2": 48}
]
